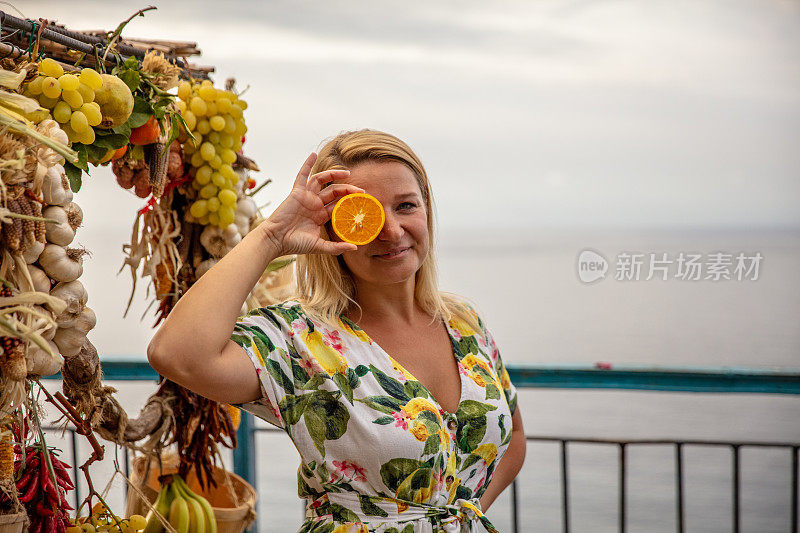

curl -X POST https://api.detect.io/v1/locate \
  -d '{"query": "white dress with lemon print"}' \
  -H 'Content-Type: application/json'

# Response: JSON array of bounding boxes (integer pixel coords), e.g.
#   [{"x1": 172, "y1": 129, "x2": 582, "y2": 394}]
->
[{"x1": 231, "y1": 299, "x2": 518, "y2": 533}]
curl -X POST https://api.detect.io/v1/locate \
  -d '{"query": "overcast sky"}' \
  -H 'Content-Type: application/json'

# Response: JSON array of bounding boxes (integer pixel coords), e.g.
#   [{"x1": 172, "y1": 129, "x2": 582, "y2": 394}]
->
[
  {"x1": 20, "y1": 0, "x2": 800, "y2": 357},
  {"x1": 26, "y1": 0, "x2": 800, "y2": 232}
]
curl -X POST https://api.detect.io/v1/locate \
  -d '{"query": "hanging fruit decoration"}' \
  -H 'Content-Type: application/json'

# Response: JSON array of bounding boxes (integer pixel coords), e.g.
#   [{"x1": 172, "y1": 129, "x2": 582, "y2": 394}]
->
[{"x1": 0, "y1": 7, "x2": 284, "y2": 528}]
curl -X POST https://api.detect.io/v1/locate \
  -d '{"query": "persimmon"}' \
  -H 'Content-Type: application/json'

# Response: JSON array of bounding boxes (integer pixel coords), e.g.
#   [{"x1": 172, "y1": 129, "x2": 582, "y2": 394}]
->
[
  {"x1": 111, "y1": 144, "x2": 127, "y2": 160},
  {"x1": 331, "y1": 193, "x2": 385, "y2": 245},
  {"x1": 129, "y1": 116, "x2": 160, "y2": 145}
]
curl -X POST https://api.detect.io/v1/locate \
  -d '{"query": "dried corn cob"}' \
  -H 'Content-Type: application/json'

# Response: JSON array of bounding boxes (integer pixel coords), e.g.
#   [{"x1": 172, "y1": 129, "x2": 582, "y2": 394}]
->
[{"x1": 0, "y1": 427, "x2": 12, "y2": 482}]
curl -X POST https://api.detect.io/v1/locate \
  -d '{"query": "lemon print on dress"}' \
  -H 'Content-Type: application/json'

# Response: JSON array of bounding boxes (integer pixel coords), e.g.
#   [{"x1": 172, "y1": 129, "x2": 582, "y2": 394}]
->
[
  {"x1": 471, "y1": 443, "x2": 499, "y2": 465},
  {"x1": 301, "y1": 329, "x2": 347, "y2": 375}
]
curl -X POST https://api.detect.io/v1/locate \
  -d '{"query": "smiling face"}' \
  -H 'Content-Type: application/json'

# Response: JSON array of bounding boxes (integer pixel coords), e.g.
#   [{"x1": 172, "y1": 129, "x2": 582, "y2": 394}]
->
[{"x1": 327, "y1": 160, "x2": 430, "y2": 288}]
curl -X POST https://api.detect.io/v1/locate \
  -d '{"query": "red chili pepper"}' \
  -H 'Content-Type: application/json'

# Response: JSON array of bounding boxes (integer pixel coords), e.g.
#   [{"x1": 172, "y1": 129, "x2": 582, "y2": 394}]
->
[
  {"x1": 18, "y1": 472, "x2": 39, "y2": 502},
  {"x1": 35, "y1": 498, "x2": 55, "y2": 516},
  {"x1": 40, "y1": 452, "x2": 58, "y2": 504},
  {"x1": 15, "y1": 468, "x2": 35, "y2": 490}
]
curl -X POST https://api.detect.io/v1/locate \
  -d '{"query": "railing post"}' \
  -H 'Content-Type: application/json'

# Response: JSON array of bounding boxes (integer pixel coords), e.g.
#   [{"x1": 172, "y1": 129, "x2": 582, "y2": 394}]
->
[
  {"x1": 233, "y1": 411, "x2": 256, "y2": 482},
  {"x1": 233, "y1": 411, "x2": 257, "y2": 530}
]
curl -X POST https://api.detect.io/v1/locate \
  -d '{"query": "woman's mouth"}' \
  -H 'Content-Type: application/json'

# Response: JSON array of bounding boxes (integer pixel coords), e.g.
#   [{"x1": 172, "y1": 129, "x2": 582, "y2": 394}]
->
[{"x1": 374, "y1": 247, "x2": 410, "y2": 259}]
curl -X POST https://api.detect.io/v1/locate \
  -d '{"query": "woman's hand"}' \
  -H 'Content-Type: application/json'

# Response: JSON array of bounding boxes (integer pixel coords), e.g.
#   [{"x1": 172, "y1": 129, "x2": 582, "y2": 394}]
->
[{"x1": 261, "y1": 152, "x2": 364, "y2": 257}]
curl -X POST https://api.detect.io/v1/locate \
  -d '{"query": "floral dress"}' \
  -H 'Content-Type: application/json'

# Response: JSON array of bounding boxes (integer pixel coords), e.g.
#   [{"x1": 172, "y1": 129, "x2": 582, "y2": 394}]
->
[{"x1": 231, "y1": 299, "x2": 518, "y2": 533}]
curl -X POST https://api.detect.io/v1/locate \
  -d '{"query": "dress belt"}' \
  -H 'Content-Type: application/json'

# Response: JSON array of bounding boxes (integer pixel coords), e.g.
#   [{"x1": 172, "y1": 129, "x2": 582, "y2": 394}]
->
[{"x1": 306, "y1": 491, "x2": 499, "y2": 532}]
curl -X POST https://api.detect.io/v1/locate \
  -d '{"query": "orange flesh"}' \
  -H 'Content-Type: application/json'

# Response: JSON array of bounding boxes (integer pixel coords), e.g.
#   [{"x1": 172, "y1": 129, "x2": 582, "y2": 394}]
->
[{"x1": 331, "y1": 193, "x2": 385, "y2": 245}]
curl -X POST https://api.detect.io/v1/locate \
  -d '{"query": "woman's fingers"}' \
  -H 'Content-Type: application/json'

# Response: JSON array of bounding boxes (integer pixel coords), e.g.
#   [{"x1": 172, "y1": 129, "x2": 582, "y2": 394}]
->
[
  {"x1": 307, "y1": 168, "x2": 351, "y2": 194},
  {"x1": 319, "y1": 239, "x2": 357, "y2": 255},
  {"x1": 293, "y1": 152, "x2": 318, "y2": 189},
  {"x1": 319, "y1": 183, "x2": 365, "y2": 206}
]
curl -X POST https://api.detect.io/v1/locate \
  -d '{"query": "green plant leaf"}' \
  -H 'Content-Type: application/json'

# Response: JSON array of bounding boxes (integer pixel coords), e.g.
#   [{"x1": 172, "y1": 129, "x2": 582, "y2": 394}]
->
[
  {"x1": 64, "y1": 162, "x2": 82, "y2": 192},
  {"x1": 119, "y1": 69, "x2": 140, "y2": 92}
]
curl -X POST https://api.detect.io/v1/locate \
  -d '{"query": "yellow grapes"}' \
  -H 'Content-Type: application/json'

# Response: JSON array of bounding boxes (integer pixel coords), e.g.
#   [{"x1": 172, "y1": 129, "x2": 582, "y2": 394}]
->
[
  {"x1": 26, "y1": 63, "x2": 107, "y2": 146},
  {"x1": 178, "y1": 79, "x2": 249, "y2": 228}
]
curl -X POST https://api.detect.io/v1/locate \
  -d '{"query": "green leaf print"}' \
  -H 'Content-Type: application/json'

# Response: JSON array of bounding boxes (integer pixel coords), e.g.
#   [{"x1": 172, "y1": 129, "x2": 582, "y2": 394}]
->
[
  {"x1": 332, "y1": 372, "x2": 353, "y2": 403},
  {"x1": 416, "y1": 410, "x2": 442, "y2": 429},
  {"x1": 484, "y1": 382, "x2": 501, "y2": 401},
  {"x1": 230, "y1": 334, "x2": 251, "y2": 348},
  {"x1": 458, "y1": 418, "x2": 488, "y2": 453},
  {"x1": 347, "y1": 367, "x2": 361, "y2": 389},
  {"x1": 304, "y1": 409, "x2": 327, "y2": 456},
  {"x1": 265, "y1": 359, "x2": 295, "y2": 395},
  {"x1": 380, "y1": 458, "x2": 424, "y2": 492},
  {"x1": 403, "y1": 380, "x2": 429, "y2": 399},
  {"x1": 372, "y1": 416, "x2": 395, "y2": 425},
  {"x1": 498, "y1": 413, "x2": 507, "y2": 442},
  {"x1": 355, "y1": 364, "x2": 370, "y2": 376},
  {"x1": 455, "y1": 484, "x2": 472, "y2": 502},
  {"x1": 298, "y1": 373, "x2": 326, "y2": 391},
  {"x1": 397, "y1": 467, "x2": 433, "y2": 501},
  {"x1": 402, "y1": 525, "x2": 415, "y2": 533},
  {"x1": 279, "y1": 394, "x2": 310, "y2": 426},
  {"x1": 458, "y1": 335, "x2": 480, "y2": 357},
  {"x1": 251, "y1": 329, "x2": 276, "y2": 354},
  {"x1": 370, "y1": 365, "x2": 411, "y2": 401},
  {"x1": 329, "y1": 503, "x2": 360, "y2": 523},
  {"x1": 301, "y1": 390, "x2": 350, "y2": 456},
  {"x1": 358, "y1": 495, "x2": 389, "y2": 517},
  {"x1": 423, "y1": 434, "x2": 440, "y2": 455},
  {"x1": 290, "y1": 358, "x2": 311, "y2": 385},
  {"x1": 456, "y1": 399, "x2": 497, "y2": 421},
  {"x1": 358, "y1": 395, "x2": 404, "y2": 415}
]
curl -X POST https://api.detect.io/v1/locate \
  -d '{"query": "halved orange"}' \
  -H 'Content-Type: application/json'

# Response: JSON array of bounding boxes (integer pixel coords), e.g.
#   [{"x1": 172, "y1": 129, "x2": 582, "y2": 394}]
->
[{"x1": 331, "y1": 193, "x2": 385, "y2": 245}]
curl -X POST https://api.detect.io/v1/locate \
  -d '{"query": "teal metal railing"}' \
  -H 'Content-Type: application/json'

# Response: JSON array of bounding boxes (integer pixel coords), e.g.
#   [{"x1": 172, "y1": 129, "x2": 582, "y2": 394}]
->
[{"x1": 43, "y1": 361, "x2": 800, "y2": 532}]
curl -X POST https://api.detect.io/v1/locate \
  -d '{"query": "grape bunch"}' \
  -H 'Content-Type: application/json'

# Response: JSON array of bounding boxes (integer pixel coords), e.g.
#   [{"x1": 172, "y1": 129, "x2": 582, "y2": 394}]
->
[
  {"x1": 22, "y1": 58, "x2": 103, "y2": 145},
  {"x1": 177, "y1": 79, "x2": 248, "y2": 228}
]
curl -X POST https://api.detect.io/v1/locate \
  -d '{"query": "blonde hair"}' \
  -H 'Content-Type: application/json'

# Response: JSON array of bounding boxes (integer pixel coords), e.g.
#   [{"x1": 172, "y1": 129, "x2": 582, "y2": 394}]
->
[{"x1": 291, "y1": 129, "x2": 481, "y2": 332}]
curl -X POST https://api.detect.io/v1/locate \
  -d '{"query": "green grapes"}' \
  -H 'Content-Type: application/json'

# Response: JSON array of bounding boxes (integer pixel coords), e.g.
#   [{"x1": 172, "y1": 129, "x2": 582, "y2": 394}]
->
[{"x1": 178, "y1": 79, "x2": 250, "y2": 228}]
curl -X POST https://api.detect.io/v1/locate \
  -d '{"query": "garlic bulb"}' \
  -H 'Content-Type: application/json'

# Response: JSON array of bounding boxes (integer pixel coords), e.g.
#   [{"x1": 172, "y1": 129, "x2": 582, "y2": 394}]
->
[
  {"x1": 22, "y1": 240, "x2": 45, "y2": 264},
  {"x1": 195, "y1": 258, "x2": 217, "y2": 279},
  {"x1": 43, "y1": 206, "x2": 75, "y2": 246},
  {"x1": 53, "y1": 306, "x2": 95, "y2": 356},
  {"x1": 50, "y1": 280, "x2": 88, "y2": 327},
  {"x1": 64, "y1": 202, "x2": 83, "y2": 229},
  {"x1": 30, "y1": 305, "x2": 56, "y2": 341},
  {"x1": 38, "y1": 244, "x2": 86, "y2": 282},
  {"x1": 41, "y1": 165, "x2": 73, "y2": 206},
  {"x1": 223, "y1": 223, "x2": 242, "y2": 246},
  {"x1": 234, "y1": 213, "x2": 250, "y2": 238},
  {"x1": 200, "y1": 225, "x2": 232, "y2": 258},
  {"x1": 27, "y1": 265, "x2": 51, "y2": 293},
  {"x1": 25, "y1": 340, "x2": 62, "y2": 376},
  {"x1": 236, "y1": 196, "x2": 257, "y2": 219}
]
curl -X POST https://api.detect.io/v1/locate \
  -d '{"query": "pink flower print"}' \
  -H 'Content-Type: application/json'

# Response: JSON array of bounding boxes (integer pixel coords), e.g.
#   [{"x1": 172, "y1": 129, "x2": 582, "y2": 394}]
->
[
  {"x1": 477, "y1": 475, "x2": 486, "y2": 489},
  {"x1": 290, "y1": 318, "x2": 306, "y2": 337},
  {"x1": 332, "y1": 460, "x2": 367, "y2": 482},
  {"x1": 450, "y1": 328, "x2": 462, "y2": 341},
  {"x1": 392, "y1": 411, "x2": 409, "y2": 430},
  {"x1": 457, "y1": 362, "x2": 469, "y2": 377},
  {"x1": 299, "y1": 356, "x2": 323, "y2": 375},
  {"x1": 322, "y1": 329, "x2": 345, "y2": 354}
]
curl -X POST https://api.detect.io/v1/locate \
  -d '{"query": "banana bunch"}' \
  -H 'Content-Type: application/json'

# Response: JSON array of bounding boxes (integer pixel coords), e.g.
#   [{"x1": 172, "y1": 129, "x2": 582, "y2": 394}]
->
[{"x1": 144, "y1": 475, "x2": 216, "y2": 533}]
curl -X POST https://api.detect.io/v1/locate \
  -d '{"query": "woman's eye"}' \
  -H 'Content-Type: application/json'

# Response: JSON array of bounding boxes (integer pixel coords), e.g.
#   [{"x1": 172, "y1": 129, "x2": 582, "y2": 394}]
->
[{"x1": 399, "y1": 202, "x2": 416, "y2": 210}]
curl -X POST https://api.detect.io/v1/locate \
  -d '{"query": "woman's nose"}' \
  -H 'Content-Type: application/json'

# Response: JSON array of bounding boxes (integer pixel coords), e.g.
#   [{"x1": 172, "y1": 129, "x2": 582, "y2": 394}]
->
[{"x1": 378, "y1": 211, "x2": 403, "y2": 241}]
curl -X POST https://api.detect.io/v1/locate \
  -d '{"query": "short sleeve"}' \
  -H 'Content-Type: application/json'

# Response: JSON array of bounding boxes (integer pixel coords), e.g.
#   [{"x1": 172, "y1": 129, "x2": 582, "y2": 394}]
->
[
  {"x1": 230, "y1": 307, "x2": 294, "y2": 429},
  {"x1": 462, "y1": 301, "x2": 518, "y2": 416},
  {"x1": 483, "y1": 324, "x2": 518, "y2": 416}
]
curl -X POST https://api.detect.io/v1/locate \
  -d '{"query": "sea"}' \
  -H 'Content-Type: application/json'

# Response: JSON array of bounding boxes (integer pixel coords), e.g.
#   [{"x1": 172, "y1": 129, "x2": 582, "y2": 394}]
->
[{"x1": 39, "y1": 228, "x2": 800, "y2": 532}]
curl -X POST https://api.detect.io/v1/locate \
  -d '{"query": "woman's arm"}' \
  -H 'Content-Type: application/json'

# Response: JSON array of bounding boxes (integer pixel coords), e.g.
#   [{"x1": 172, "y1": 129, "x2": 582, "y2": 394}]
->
[
  {"x1": 147, "y1": 153, "x2": 364, "y2": 404},
  {"x1": 479, "y1": 406, "x2": 526, "y2": 511}
]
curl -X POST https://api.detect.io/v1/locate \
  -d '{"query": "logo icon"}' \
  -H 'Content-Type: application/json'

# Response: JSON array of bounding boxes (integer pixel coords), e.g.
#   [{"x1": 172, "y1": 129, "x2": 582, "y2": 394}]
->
[{"x1": 577, "y1": 249, "x2": 608, "y2": 283}]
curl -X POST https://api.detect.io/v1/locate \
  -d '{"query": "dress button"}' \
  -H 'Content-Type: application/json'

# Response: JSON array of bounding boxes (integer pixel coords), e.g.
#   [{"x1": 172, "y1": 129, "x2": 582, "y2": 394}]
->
[{"x1": 447, "y1": 419, "x2": 457, "y2": 431}]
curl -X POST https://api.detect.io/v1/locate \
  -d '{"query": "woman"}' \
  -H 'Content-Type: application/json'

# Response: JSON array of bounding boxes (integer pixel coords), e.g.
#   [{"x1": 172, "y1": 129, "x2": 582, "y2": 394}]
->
[{"x1": 148, "y1": 129, "x2": 526, "y2": 532}]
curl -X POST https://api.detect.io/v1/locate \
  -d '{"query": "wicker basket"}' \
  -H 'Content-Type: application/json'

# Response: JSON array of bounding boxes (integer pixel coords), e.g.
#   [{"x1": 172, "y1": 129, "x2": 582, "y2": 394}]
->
[
  {"x1": 125, "y1": 455, "x2": 256, "y2": 533},
  {"x1": 0, "y1": 513, "x2": 26, "y2": 533}
]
